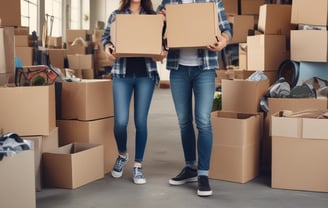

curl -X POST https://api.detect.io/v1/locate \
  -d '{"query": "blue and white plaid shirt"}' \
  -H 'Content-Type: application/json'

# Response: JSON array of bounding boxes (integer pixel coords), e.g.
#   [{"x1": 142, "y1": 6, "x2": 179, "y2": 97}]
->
[
  {"x1": 157, "y1": 0, "x2": 233, "y2": 70},
  {"x1": 102, "y1": 8, "x2": 159, "y2": 83}
]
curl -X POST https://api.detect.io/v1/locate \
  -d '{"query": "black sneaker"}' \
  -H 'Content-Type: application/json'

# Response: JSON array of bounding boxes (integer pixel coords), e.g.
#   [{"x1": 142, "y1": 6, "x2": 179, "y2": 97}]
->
[
  {"x1": 169, "y1": 166, "x2": 197, "y2": 185},
  {"x1": 197, "y1": 175, "x2": 213, "y2": 197}
]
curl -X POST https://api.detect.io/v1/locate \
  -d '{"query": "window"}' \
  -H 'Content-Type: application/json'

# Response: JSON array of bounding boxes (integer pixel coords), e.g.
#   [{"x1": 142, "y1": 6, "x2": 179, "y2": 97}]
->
[
  {"x1": 70, "y1": 0, "x2": 81, "y2": 29},
  {"x1": 20, "y1": 0, "x2": 38, "y2": 34},
  {"x1": 45, "y1": 0, "x2": 62, "y2": 37}
]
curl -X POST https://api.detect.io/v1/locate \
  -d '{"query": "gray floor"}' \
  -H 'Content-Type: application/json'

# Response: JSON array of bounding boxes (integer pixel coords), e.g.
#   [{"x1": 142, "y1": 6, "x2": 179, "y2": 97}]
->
[{"x1": 36, "y1": 88, "x2": 328, "y2": 208}]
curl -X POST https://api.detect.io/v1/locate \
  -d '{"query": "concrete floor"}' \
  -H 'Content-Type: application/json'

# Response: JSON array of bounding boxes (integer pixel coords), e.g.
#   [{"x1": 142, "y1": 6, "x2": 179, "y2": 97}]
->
[{"x1": 36, "y1": 88, "x2": 328, "y2": 208}]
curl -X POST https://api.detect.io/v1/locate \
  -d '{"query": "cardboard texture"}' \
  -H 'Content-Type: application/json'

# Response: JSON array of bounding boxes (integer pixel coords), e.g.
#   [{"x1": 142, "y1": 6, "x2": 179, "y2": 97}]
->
[
  {"x1": 110, "y1": 14, "x2": 163, "y2": 57},
  {"x1": 258, "y1": 4, "x2": 293, "y2": 36},
  {"x1": 0, "y1": 84, "x2": 56, "y2": 136},
  {"x1": 165, "y1": 2, "x2": 219, "y2": 48},
  {"x1": 247, "y1": 34, "x2": 288, "y2": 71},
  {"x1": 66, "y1": 29, "x2": 88, "y2": 43},
  {"x1": 15, "y1": 47, "x2": 34, "y2": 66},
  {"x1": 209, "y1": 111, "x2": 261, "y2": 183},
  {"x1": 0, "y1": 150, "x2": 36, "y2": 208},
  {"x1": 291, "y1": 0, "x2": 328, "y2": 26},
  {"x1": 271, "y1": 114, "x2": 328, "y2": 192},
  {"x1": 0, "y1": 0, "x2": 21, "y2": 27},
  {"x1": 67, "y1": 54, "x2": 94, "y2": 69},
  {"x1": 228, "y1": 15, "x2": 254, "y2": 44},
  {"x1": 290, "y1": 30, "x2": 327, "y2": 62},
  {"x1": 56, "y1": 117, "x2": 117, "y2": 174},
  {"x1": 240, "y1": 0, "x2": 265, "y2": 15},
  {"x1": 261, "y1": 98, "x2": 328, "y2": 174},
  {"x1": 43, "y1": 143, "x2": 104, "y2": 189},
  {"x1": 222, "y1": 0, "x2": 238, "y2": 15},
  {"x1": 60, "y1": 79, "x2": 114, "y2": 120},
  {"x1": 0, "y1": 27, "x2": 15, "y2": 74},
  {"x1": 22, "y1": 127, "x2": 59, "y2": 191},
  {"x1": 221, "y1": 79, "x2": 270, "y2": 114}
]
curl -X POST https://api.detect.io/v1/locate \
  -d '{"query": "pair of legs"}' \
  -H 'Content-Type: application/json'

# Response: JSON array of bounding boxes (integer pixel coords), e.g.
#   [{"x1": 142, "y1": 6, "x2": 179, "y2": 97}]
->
[
  {"x1": 112, "y1": 76, "x2": 155, "y2": 184},
  {"x1": 169, "y1": 65, "x2": 215, "y2": 196}
]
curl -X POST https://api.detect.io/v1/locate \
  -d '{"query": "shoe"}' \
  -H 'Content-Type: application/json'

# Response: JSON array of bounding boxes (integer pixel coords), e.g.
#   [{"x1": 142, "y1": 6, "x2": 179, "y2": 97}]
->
[
  {"x1": 133, "y1": 166, "x2": 146, "y2": 185},
  {"x1": 169, "y1": 166, "x2": 198, "y2": 185},
  {"x1": 111, "y1": 154, "x2": 128, "y2": 178},
  {"x1": 197, "y1": 175, "x2": 213, "y2": 197}
]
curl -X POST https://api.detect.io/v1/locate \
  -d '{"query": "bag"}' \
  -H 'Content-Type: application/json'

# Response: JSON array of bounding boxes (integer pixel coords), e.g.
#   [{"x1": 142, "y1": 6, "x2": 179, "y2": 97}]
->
[{"x1": 15, "y1": 65, "x2": 61, "y2": 86}]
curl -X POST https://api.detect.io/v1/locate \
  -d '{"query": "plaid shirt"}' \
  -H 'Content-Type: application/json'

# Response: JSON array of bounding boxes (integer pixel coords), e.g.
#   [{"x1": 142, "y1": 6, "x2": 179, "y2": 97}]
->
[
  {"x1": 102, "y1": 8, "x2": 159, "y2": 83},
  {"x1": 157, "y1": 0, "x2": 233, "y2": 70}
]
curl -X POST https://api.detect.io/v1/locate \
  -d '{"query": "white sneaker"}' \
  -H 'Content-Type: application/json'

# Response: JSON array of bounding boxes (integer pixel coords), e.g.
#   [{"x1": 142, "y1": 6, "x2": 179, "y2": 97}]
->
[
  {"x1": 133, "y1": 166, "x2": 146, "y2": 185},
  {"x1": 111, "y1": 154, "x2": 128, "y2": 178}
]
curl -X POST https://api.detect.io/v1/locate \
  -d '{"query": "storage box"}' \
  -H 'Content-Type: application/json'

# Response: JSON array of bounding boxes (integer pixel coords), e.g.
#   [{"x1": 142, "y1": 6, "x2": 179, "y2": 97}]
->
[
  {"x1": 0, "y1": 0, "x2": 21, "y2": 27},
  {"x1": 290, "y1": 30, "x2": 327, "y2": 62},
  {"x1": 240, "y1": 0, "x2": 265, "y2": 15},
  {"x1": 67, "y1": 54, "x2": 94, "y2": 70},
  {"x1": 0, "y1": 27, "x2": 15, "y2": 74},
  {"x1": 0, "y1": 150, "x2": 36, "y2": 208},
  {"x1": 56, "y1": 117, "x2": 117, "y2": 174},
  {"x1": 247, "y1": 34, "x2": 288, "y2": 71},
  {"x1": 110, "y1": 14, "x2": 163, "y2": 58},
  {"x1": 43, "y1": 143, "x2": 104, "y2": 189},
  {"x1": 22, "y1": 127, "x2": 59, "y2": 191},
  {"x1": 15, "y1": 47, "x2": 34, "y2": 66},
  {"x1": 271, "y1": 114, "x2": 328, "y2": 192},
  {"x1": 66, "y1": 29, "x2": 88, "y2": 43},
  {"x1": 258, "y1": 4, "x2": 293, "y2": 36},
  {"x1": 165, "y1": 2, "x2": 219, "y2": 48},
  {"x1": 222, "y1": 0, "x2": 238, "y2": 15},
  {"x1": 0, "y1": 84, "x2": 56, "y2": 136},
  {"x1": 221, "y1": 79, "x2": 270, "y2": 114},
  {"x1": 229, "y1": 15, "x2": 254, "y2": 44},
  {"x1": 291, "y1": 0, "x2": 328, "y2": 26},
  {"x1": 261, "y1": 98, "x2": 328, "y2": 174},
  {"x1": 60, "y1": 79, "x2": 113, "y2": 120},
  {"x1": 209, "y1": 111, "x2": 261, "y2": 183}
]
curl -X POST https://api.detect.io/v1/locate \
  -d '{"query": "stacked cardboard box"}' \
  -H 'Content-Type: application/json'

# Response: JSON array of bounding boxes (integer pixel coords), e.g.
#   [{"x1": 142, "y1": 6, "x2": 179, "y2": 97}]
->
[{"x1": 56, "y1": 79, "x2": 117, "y2": 174}]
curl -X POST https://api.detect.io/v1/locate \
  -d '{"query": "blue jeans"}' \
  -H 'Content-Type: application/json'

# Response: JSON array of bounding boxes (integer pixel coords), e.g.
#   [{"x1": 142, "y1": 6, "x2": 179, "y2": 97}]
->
[
  {"x1": 170, "y1": 65, "x2": 215, "y2": 175},
  {"x1": 112, "y1": 76, "x2": 155, "y2": 163}
]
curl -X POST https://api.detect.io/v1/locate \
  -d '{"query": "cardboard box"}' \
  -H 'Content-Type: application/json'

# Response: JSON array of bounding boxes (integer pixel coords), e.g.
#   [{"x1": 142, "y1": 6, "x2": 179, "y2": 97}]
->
[
  {"x1": 290, "y1": 30, "x2": 327, "y2": 62},
  {"x1": 47, "y1": 36, "x2": 62, "y2": 48},
  {"x1": 229, "y1": 15, "x2": 254, "y2": 44},
  {"x1": 271, "y1": 114, "x2": 328, "y2": 192},
  {"x1": 66, "y1": 29, "x2": 88, "y2": 43},
  {"x1": 261, "y1": 98, "x2": 328, "y2": 174},
  {"x1": 15, "y1": 35, "x2": 33, "y2": 47},
  {"x1": 222, "y1": 0, "x2": 238, "y2": 15},
  {"x1": 0, "y1": 0, "x2": 21, "y2": 27},
  {"x1": 221, "y1": 79, "x2": 270, "y2": 114},
  {"x1": 66, "y1": 43, "x2": 86, "y2": 55},
  {"x1": 238, "y1": 43, "x2": 247, "y2": 70},
  {"x1": 43, "y1": 143, "x2": 104, "y2": 189},
  {"x1": 15, "y1": 47, "x2": 34, "y2": 66},
  {"x1": 60, "y1": 79, "x2": 113, "y2": 120},
  {"x1": 165, "y1": 2, "x2": 219, "y2": 48},
  {"x1": 247, "y1": 34, "x2": 288, "y2": 71},
  {"x1": 0, "y1": 84, "x2": 56, "y2": 136},
  {"x1": 297, "y1": 62, "x2": 328, "y2": 86},
  {"x1": 56, "y1": 117, "x2": 117, "y2": 174},
  {"x1": 209, "y1": 111, "x2": 261, "y2": 183},
  {"x1": 22, "y1": 127, "x2": 59, "y2": 191},
  {"x1": 291, "y1": 0, "x2": 328, "y2": 26},
  {"x1": 240, "y1": 0, "x2": 265, "y2": 15},
  {"x1": 0, "y1": 150, "x2": 36, "y2": 208},
  {"x1": 110, "y1": 14, "x2": 163, "y2": 57},
  {"x1": 258, "y1": 4, "x2": 293, "y2": 36},
  {"x1": 67, "y1": 54, "x2": 94, "y2": 70},
  {"x1": 0, "y1": 27, "x2": 15, "y2": 74}
]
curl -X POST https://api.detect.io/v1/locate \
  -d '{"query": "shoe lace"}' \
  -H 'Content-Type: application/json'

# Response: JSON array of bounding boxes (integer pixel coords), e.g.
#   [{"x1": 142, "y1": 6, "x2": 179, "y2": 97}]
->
[
  {"x1": 114, "y1": 156, "x2": 126, "y2": 170},
  {"x1": 134, "y1": 167, "x2": 144, "y2": 179}
]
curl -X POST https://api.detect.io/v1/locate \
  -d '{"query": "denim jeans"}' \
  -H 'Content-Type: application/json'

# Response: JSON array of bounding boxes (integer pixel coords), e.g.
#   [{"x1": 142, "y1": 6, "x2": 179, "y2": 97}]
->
[
  {"x1": 170, "y1": 65, "x2": 215, "y2": 175},
  {"x1": 112, "y1": 76, "x2": 155, "y2": 163}
]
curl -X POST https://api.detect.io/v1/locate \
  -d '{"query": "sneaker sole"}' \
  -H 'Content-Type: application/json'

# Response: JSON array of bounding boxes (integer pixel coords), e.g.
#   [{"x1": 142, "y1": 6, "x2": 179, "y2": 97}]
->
[
  {"x1": 112, "y1": 170, "x2": 123, "y2": 178},
  {"x1": 133, "y1": 178, "x2": 146, "y2": 185},
  {"x1": 197, "y1": 190, "x2": 213, "y2": 197},
  {"x1": 169, "y1": 176, "x2": 198, "y2": 185}
]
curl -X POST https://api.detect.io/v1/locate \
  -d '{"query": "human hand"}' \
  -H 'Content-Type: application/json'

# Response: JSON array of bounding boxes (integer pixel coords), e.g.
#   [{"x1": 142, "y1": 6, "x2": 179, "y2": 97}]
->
[
  {"x1": 207, "y1": 34, "x2": 229, "y2": 52},
  {"x1": 153, "y1": 50, "x2": 168, "y2": 62},
  {"x1": 105, "y1": 44, "x2": 116, "y2": 61}
]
